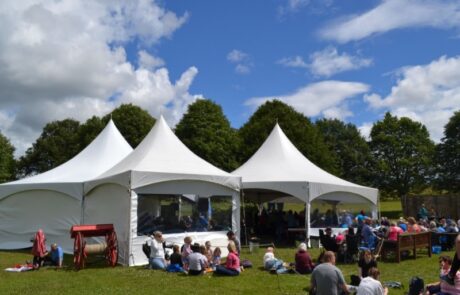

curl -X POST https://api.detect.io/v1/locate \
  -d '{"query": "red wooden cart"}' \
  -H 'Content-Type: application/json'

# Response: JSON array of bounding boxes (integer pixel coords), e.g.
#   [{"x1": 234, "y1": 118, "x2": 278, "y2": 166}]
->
[{"x1": 70, "y1": 224, "x2": 118, "y2": 270}]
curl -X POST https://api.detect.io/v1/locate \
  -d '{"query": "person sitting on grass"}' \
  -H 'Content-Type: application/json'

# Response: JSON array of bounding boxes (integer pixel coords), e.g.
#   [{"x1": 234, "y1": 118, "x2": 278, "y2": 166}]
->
[
  {"x1": 149, "y1": 231, "x2": 166, "y2": 270},
  {"x1": 263, "y1": 246, "x2": 288, "y2": 274},
  {"x1": 358, "y1": 249, "x2": 378, "y2": 279},
  {"x1": 426, "y1": 255, "x2": 460, "y2": 294},
  {"x1": 184, "y1": 243, "x2": 208, "y2": 275},
  {"x1": 166, "y1": 245, "x2": 185, "y2": 273},
  {"x1": 310, "y1": 251, "x2": 349, "y2": 295},
  {"x1": 181, "y1": 236, "x2": 193, "y2": 265},
  {"x1": 211, "y1": 247, "x2": 222, "y2": 268},
  {"x1": 204, "y1": 241, "x2": 213, "y2": 263},
  {"x1": 214, "y1": 241, "x2": 240, "y2": 276},
  {"x1": 47, "y1": 243, "x2": 63, "y2": 268},
  {"x1": 441, "y1": 235, "x2": 460, "y2": 287},
  {"x1": 295, "y1": 242, "x2": 314, "y2": 274},
  {"x1": 357, "y1": 267, "x2": 388, "y2": 295}
]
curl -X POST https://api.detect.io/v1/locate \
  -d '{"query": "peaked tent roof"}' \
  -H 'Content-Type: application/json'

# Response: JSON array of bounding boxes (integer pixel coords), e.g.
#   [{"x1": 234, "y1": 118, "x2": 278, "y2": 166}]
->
[
  {"x1": 85, "y1": 116, "x2": 240, "y2": 192},
  {"x1": 0, "y1": 120, "x2": 133, "y2": 199},
  {"x1": 232, "y1": 123, "x2": 378, "y2": 204}
]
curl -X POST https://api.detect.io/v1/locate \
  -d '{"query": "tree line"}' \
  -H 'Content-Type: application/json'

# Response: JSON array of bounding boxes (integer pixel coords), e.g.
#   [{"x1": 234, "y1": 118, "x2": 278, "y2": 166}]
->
[{"x1": 0, "y1": 100, "x2": 458, "y2": 200}]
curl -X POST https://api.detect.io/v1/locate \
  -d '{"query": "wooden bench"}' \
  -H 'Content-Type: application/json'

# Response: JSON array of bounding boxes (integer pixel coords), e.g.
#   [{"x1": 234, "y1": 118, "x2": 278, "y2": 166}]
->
[{"x1": 382, "y1": 231, "x2": 432, "y2": 263}]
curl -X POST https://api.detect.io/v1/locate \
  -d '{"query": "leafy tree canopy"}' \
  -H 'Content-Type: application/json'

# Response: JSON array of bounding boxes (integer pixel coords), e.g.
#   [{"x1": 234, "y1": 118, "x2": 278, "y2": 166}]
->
[
  {"x1": 17, "y1": 119, "x2": 81, "y2": 176},
  {"x1": 434, "y1": 110, "x2": 460, "y2": 192},
  {"x1": 369, "y1": 112, "x2": 435, "y2": 198},
  {"x1": 175, "y1": 99, "x2": 240, "y2": 171},
  {"x1": 238, "y1": 100, "x2": 338, "y2": 173},
  {"x1": 316, "y1": 118, "x2": 373, "y2": 186},
  {"x1": 0, "y1": 132, "x2": 16, "y2": 183}
]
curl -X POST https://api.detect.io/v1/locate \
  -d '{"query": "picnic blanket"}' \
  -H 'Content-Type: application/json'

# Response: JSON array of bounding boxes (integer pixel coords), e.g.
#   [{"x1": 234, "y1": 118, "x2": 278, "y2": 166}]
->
[{"x1": 5, "y1": 263, "x2": 34, "y2": 272}]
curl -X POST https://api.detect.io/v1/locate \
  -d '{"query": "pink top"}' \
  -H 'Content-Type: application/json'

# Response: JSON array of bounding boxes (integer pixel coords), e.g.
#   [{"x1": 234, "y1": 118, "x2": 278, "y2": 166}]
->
[
  {"x1": 408, "y1": 224, "x2": 421, "y2": 233},
  {"x1": 388, "y1": 226, "x2": 404, "y2": 241},
  {"x1": 440, "y1": 269, "x2": 460, "y2": 294},
  {"x1": 32, "y1": 229, "x2": 47, "y2": 257},
  {"x1": 225, "y1": 252, "x2": 240, "y2": 271}
]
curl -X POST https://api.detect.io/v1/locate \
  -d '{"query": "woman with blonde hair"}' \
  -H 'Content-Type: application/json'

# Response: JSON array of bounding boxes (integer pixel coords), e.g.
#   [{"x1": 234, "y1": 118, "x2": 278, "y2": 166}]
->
[
  {"x1": 407, "y1": 217, "x2": 421, "y2": 233},
  {"x1": 214, "y1": 241, "x2": 240, "y2": 276}
]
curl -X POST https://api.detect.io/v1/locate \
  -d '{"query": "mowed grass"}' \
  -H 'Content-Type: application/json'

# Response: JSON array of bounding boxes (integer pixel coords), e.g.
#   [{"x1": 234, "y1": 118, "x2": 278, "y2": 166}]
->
[
  {"x1": 0, "y1": 201, "x2": 446, "y2": 295},
  {"x1": 0, "y1": 247, "x2": 449, "y2": 295}
]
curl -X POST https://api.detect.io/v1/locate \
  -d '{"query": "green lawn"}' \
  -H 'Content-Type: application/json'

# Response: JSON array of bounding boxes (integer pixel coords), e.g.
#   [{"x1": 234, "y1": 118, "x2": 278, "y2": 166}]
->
[{"x1": 0, "y1": 201, "x2": 446, "y2": 295}]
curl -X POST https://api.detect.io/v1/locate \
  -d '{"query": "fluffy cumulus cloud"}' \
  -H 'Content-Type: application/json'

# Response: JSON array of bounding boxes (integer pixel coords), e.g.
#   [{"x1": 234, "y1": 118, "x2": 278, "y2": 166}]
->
[
  {"x1": 320, "y1": 0, "x2": 460, "y2": 43},
  {"x1": 364, "y1": 55, "x2": 460, "y2": 141},
  {"x1": 227, "y1": 49, "x2": 253, "y2": 74},
  {"x1": 245, "y1": 80, "x2": 369, "y2": 120},
  {"x1": 278, "y1": 47, "x2": 372, "y2": 77},
  {"x1": 0, "y1": 0, "x2": 201, "y2": 156}
]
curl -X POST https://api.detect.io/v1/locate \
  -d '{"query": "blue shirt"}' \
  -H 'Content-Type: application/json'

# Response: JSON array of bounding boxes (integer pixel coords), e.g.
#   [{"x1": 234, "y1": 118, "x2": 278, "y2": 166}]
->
[
  {"x1": 399, "y1": 223, "x2": 407, "y2": 232},
  {"x1": 51, "y1": 246, "x2": 63, "y2": 264}
]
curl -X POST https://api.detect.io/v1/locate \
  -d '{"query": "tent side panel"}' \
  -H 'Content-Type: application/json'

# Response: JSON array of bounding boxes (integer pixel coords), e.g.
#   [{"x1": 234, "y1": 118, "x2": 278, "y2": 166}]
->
[
  {"x1": 0, "y1": 190, "x2": 80, "y2": 253},
  {"x1": 84, "y1": 183, "x2": 131, "y2": 266}
]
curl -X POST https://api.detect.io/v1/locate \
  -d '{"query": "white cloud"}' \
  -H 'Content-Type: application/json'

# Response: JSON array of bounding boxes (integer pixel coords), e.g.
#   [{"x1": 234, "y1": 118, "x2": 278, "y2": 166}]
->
[
  {"x1": 364, "y1": 55, "x2": 460, "y2": 141},
  {"x1": 278, "y1": 47, "x2": 372, "y2": 77},
  {"x1": 0, "y1": 0, "x2": 197, "y2": 157},
  {"x1": 138, "y1": 50, "x2": 165, "y2": 70},
  {"x1": 245, "y1": 80, "x2": 369, "y2": 120},
  {"x1": 227, "y1": 49, "x2": 252, "y2": 74},
  {"x1": 277, "y1": 0, "x2": 334, "y2": 17},
  {"x1": 227, "y1": 50, "x2": 248, "y2": 63},
  {"x1": 277, "y1": 56, "x2": 309, "y2": 69},
  {"x1": 309, "y1": 47, "x2": 372, "y2": 77},
  {"x1": 320, "y1": 0, "x2": 460, "y2": 43}
]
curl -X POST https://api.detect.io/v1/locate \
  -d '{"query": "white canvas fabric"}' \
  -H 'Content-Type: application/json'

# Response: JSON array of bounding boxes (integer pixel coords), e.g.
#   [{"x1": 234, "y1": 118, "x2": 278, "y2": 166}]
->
[
  {"x1": 84, "y1": 116, "x2": 241, "y2": 266},
  {"x1": 0, "y1": 120, "x2": 133, "y2": 252},
  {"x1": 233, "y1": 123, "x2": 379, "y2": 238}
]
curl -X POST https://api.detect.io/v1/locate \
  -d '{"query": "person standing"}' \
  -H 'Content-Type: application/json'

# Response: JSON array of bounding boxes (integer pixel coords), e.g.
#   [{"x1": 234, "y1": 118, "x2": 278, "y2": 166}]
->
[
  {"x1": 310, "y1": 251, "x2": 349, "y2": 295},
  {"x1": 226, "y1": 231, "x2": 241, "y2": 255}
]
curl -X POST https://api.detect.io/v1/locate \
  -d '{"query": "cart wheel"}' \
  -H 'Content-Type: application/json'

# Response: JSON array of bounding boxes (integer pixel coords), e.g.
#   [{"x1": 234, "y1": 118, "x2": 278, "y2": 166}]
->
[
  {"x1": 74, "y1": 232, "x2": 85, "y2": 270},
  {"x1": 106, "y1": 231, "x2": 118, "y2": 267}
]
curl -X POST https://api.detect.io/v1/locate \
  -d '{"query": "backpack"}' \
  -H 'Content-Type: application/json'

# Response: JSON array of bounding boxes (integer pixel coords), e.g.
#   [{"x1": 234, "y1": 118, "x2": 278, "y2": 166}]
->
[
  {"x1": 408, "y1": 276, "x2": 424, "y2": 295},
  {"x1": 142, "y1": 241, "x2": 151, "y2": 259}
]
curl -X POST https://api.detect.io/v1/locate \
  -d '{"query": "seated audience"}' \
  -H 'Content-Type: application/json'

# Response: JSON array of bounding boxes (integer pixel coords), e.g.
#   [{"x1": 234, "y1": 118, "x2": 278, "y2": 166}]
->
[
  {"x1": 427, "y1": 255, "x2": 460, "y2": 294},
  {"x1": 357, "y1": 267, "x2": 388, "y2": 295},
  {"x1": 263, "y1": 247, "x2": 288, "y2": 274},
  {"x1": 184, "y1": 243, "x2": 208, "y2": 275},
  {"x1": 295, "y1": 242, "x2": 314, "y2": 274},
  {"x1": 311, "y1": 251, "x2": 349, "y2": 295},
  {"x1": 48, "y1": 243, "x2": 63, "y2": 268},
  {"x1": 387, "y1": 222, "x2": 404, "y2": 242},
  {"x1": 211, "y1": 247, "x2": 222, "y2": 268},
  {"x1": 148, "y1": 231, "x2": 166, "y2": 270},
  {"x1": 166, "y1": 245, "x2": 185, "y2": 273},
  {"x1": 358, "y1": 249, "x2": 378, "y2": 279},
  {"x1": 407, "y1": 217, "x2": 421, "y2": 233},
  {"x1": 215, "y1": 241, "x2": 240, "y2": 276}
]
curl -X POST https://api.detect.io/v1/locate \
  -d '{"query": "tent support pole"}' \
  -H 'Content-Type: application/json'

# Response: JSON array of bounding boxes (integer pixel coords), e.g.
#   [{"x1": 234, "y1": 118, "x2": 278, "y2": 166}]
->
[
  {"x1": 241, "y1": 190, "x2": 248, "y2": 246},
  {"x1": 305, "y1": 201, "x2": 311, "y2": 247}
]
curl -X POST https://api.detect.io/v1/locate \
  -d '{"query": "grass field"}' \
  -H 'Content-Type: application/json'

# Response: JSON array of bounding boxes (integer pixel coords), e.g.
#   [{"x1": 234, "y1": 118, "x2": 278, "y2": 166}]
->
[{"x1": 0, "y1": 201, "x2": 447, "y2": 295}]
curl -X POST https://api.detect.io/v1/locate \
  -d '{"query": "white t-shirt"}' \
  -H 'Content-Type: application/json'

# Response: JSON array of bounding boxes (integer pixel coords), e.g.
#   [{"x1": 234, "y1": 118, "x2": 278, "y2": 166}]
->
[
  {"x1": 263, "y1": 252, "x2": 275, "y2": 264},
  {"x1": 149, "y1": 238, "x2": 165, "y2": 259},
  {"x1": 357, "y1": 277, "x2": 385, "y2": 295}
]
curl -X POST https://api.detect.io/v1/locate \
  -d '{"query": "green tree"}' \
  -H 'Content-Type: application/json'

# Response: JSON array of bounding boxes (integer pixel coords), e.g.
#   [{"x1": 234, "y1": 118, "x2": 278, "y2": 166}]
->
[
  {"x1": 17, "y1": 119, "x2": 81, "y2": 176},
  {"x1": 102, "y1": 104, "x2": 155, "y2": 148},
  {"x1": 369, "y1": 112, "x2": 435, "y2": 199},
  {"x1": 434, "y1": 111, "x2": 460, "y2": 192},
  {"x1": 175, "y1": 99, "x2": 240, "y2": 171},
  {"x1": 316, "y1": 118, "x2": 373, "y2": 185},
  {"x1": 238, "y1": 100, "x2": 337, "y2": 173},
  {"x1": 0, "y1": 132, "x2": 16, "y2": 183}
]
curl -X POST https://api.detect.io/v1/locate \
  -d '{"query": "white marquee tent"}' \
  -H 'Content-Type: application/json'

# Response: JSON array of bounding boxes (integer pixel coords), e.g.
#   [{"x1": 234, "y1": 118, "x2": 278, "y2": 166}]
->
[
  {"x1": 83, "y1": 116, "x2": 241, "y2": 266},
  {"x1": 0, "y1": 120, "x2": 133, "y2": 252},
  {"x1": 232, "y1": 123, "x2": 379, "y2": 239}
]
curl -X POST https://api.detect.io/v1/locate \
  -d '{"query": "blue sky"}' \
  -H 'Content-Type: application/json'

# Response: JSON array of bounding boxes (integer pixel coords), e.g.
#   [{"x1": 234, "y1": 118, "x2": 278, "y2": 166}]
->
[{"x1": 0, "y1": 0, "x2": 459, "y2": 156}]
